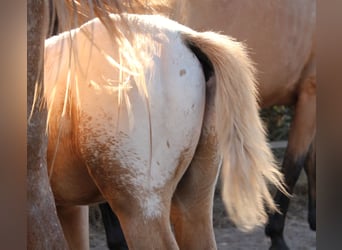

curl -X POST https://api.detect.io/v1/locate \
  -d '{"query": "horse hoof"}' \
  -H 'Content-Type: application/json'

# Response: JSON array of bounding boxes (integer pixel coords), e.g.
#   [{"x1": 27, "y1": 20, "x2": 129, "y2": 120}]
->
[
  {"x1": 269, "y1": 244, "x2": 290, "y2": 250},
  {"x1": 308, "y1": 208, "x2": 316, "y2": 231},
  {"x1": 269, "y1": 238, "x2": 290, "y2": 250},
  {"x1": 309, "y1": 217, "x2": 316, "y2": 231},
  {"x1": 109, "y1": 246, "x2": 128, "y2": 250}
]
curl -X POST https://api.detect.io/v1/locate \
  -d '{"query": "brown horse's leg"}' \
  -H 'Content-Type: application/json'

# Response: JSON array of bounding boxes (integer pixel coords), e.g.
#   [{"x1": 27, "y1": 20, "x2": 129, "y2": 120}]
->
[
  {"x1": 265, "y1": 75, "x2": 316, "y2": 250},
  {"x1": 99, "y1": 202, "x2": 128, "y2": 249},
  {"x1": 304, "y1": 137, "x2": 316, "y2": 231},
  {"x1": 171, "y1": 139, "x2": 220, "y2": 250},
  {"x1": 100, "y1": 195, "x2": 178, "y2": 250},
  {"x1": 88, "y1": 170, "x2": 179, "y2": 249},
  {"x1": 57, "y1": 205, "x2": 89, "y2": 250},
  {"x1": 171, "y1": 80, "x2": 219, "y2": 250}
]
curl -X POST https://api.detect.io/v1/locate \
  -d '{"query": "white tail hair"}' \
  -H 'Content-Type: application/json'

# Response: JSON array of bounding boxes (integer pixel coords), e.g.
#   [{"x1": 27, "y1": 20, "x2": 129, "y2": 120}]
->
[{"x1": 182, "y1": 31, "x2": 287, "y2": 231}]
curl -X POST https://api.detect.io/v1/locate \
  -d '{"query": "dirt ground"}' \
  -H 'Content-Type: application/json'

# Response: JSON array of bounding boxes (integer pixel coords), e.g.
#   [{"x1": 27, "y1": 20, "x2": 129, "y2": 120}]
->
[{"x1": 89, "y1": 172, "x2": 316, "y2": 250}]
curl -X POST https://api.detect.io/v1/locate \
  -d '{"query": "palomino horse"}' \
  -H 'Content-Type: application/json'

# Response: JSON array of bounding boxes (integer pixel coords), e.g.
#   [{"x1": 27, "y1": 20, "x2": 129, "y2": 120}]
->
[
  {"x1": 165, "y1": 1, "x2": 316, "y2": 249},
  {"x1": 45, "y1": 13, "x2": 285, "y2": 249}
]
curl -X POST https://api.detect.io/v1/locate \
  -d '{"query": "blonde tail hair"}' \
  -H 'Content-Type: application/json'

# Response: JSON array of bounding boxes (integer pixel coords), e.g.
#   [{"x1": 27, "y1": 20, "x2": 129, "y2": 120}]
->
[{"x1": 182, "y1": 31, "x2": 287, "y2": 231}]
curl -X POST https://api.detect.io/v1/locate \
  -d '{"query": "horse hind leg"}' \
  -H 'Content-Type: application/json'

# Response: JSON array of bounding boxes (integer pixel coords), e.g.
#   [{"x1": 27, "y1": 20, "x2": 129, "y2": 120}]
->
[
  {"x1": 86, "y1": 164, "x2": 180, "y2": 250},
  {"x1": 99, "y1": 202, "x2": 128, "y2": 250},
  {"x1": 171, "y1": 78, "x2": 219, "y2": 250},
  {"x1": 171, "y1": 134, "x2": 220, "y2": 250},
  {"x1": 57, "y1": 205, "x2": 89, "y2": 250},
  {"x1": 104, "y1": 194, "x2": 178, "y2": 250},
  {"x1": 304, "y1": 136, "x2": 316, "y2": 231},
  {"x1": 265, "y1": 73, "x2": 316, "y2": 250}
]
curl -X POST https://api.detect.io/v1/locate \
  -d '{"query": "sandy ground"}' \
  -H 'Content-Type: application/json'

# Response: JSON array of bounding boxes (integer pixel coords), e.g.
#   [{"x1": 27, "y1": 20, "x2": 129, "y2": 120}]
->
[{"x1": 89, "y1": 172, "x2": 316, "y2": 250}]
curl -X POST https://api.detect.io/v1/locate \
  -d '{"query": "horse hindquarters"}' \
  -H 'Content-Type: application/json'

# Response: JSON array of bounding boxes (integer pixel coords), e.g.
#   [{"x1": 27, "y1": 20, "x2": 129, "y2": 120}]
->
[{"x1": 72, "y1": 17, "x2": 206, "y2": 249}]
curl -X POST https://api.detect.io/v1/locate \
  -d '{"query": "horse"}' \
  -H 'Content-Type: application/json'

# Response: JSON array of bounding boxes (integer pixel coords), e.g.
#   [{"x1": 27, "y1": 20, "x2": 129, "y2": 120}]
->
[
  {"x1": 163, "y1": 1, "x2": 316, "y2": 249},
  {"x1": 44, "y1": 12, "x2": 285, "y2": 249}
]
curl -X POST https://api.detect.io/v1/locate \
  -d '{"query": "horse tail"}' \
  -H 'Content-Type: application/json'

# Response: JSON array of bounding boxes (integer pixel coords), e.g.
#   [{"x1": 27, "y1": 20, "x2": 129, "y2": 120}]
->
[{"x1": 182, "y1": 31, "x2": 287, "y2": 231}]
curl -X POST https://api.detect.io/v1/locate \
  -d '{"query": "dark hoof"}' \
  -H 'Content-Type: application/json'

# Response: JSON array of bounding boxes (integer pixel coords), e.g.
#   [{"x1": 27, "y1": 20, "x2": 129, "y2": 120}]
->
[
  {"x1": 308, "y1": 208, "x2": 316, "y2": 231},
  {"x1": 269, "y1": 237, "x2": 290, "y2": 250},
  {"x1": 109, "y1": 245, "x2": 128, "y2": 250}
]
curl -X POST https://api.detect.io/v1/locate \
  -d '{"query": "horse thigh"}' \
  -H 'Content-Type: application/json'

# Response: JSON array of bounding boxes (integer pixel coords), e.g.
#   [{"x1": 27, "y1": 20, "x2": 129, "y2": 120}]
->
[
  {"x1": 104, "y1": 197, "x2": 178, "y2": 250},
  {"x1": 171, "y1": 81, "x2": 219, "y2": 250},
  {"x1": 171, "y1": 141, "x2": 220, "y2": 250},
  {"x1": 87, "y1": 163, "x2": 180, "y2": 249},
  {"x1": 266, "y1": 74, "x2": 316, "y2": 248},
  {"x1": 57, "y1": 205, "x2": 89, "y2": 250}
]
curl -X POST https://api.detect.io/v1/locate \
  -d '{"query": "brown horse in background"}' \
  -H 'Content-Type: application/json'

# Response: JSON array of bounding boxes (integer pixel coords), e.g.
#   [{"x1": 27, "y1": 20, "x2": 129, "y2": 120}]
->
[{"x1": 166, "y1": 0, "x2": 316, "y2": 249}]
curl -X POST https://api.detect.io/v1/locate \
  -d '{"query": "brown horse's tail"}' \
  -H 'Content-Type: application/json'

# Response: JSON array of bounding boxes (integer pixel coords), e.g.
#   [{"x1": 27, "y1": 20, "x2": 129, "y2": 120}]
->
[{"x1": 182, "y1": 31, "x2": 287, "y2": 231}]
